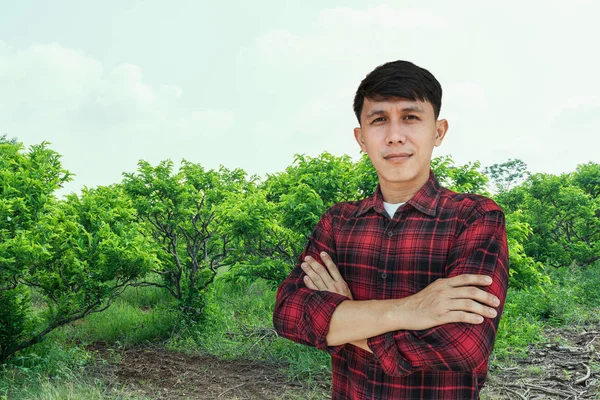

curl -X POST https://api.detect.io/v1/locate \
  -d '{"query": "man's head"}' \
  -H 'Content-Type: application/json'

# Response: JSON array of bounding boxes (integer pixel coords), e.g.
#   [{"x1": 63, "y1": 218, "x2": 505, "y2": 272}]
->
[
  {"x1": 353, "y1": 60, "x2": 448, "y2": 196},
  {"x1": 353, "y1": 60, "x2": 442, "y2": 124}
]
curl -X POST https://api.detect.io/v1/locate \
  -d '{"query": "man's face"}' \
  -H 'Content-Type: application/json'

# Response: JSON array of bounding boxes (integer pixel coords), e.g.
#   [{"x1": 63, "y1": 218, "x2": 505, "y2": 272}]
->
[{"x1": 354, "y1": 97, "x2": 448, "y2": 190}]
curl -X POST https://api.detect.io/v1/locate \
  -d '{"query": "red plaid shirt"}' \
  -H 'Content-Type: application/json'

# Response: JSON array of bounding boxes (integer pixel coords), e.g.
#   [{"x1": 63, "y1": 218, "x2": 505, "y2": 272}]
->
[{"x1": 273, "y1": 171, "x2": 509, "y2": 399}]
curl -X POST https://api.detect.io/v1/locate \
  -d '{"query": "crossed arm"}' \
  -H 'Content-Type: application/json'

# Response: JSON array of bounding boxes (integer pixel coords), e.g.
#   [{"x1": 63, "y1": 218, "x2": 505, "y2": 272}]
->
[
  {"x1": 273, "y1": 208, "x2": 509, "y2": 375},
  {"x1": 301, "y1": 252, "x2": 500, "y2": 352}
]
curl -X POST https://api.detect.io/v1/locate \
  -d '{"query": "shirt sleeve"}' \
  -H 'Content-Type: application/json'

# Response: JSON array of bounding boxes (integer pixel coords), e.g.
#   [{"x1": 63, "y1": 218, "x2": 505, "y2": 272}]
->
[
  {"x1": 367, "y1": 208, "x2": 509, "y2": 377},
  {"x1": 272, "y1": 208, "x2": 350, "y2": 354}
]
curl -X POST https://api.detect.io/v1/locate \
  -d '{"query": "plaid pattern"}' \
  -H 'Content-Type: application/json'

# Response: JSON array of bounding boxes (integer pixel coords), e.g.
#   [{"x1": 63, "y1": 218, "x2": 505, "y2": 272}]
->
[{"x1": 273, "y1": 171, "x2": 509, "y2": 399}]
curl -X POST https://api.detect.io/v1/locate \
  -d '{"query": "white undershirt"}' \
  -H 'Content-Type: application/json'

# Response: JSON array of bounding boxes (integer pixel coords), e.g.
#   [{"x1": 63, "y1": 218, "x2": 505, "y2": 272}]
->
[{"x1": 383, "y1": 201, "x2": 406, "y2": 218}]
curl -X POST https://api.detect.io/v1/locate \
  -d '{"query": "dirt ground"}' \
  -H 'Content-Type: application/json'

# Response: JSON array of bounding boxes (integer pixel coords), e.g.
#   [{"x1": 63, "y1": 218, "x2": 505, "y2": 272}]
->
[
  {"x1": 88, "y1": 327, "x2": 599, "y2": 400},
  {"x1": 480, "y1": 327, "x2": 599, "y2": 399},
  {"x1": 88, "y1": 343, "x2": 327, "y2": 399}
]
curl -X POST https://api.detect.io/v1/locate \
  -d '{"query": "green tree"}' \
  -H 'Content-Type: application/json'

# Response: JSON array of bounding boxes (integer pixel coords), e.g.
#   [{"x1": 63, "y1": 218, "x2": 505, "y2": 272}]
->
[
  {"x1": 572, "y1": 162, "x2": 600, "y2": 199},
  {"x1": 122, "y1": 160, "x2": 247, "y2": 317},
  {"x1": 1, "y1": 140, "x2": 154, "y2": 363},
  {"x1": 513, "y1": 171, "x2": 600, "y2": 267},
  {"x1": 2, "y1": 186, "x2": 156, "y2": 362},
  {"x1": 504, "y1": 211, "x2": 550, "y2": 290},
  {"x1": 484, "y1": 159, "x2": 530, "y2": 193},
  {"x1": 262, "y1": 153, "x2": 359, "y2": 237},
  {"x1": 0, "y1": 141, "x2": 71, "y2": 291},
  {"x1": 217, "y1": 187, "x2": 303, "y2": 285}
]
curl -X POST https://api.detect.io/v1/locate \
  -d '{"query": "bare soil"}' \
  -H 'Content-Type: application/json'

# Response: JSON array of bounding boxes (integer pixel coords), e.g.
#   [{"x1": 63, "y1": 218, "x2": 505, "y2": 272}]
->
[
  {"x1": 88, "y1": 343, "x2": 327, "y2": 399},
  {"x1": 88, "y1": 327, "x2": 599, "y2": 400},
  {"x1": 481, "y1": 327, "x2": 599, "y2": 399}
]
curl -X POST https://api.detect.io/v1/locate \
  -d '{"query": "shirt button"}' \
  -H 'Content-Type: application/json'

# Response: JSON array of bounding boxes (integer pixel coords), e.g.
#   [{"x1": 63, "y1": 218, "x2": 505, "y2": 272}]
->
[
  {"x1": 381, "y1": 273, "x2": 387, "y2": 279},
  {"x1": 387, "y1": 231, "x2": 393, "y2": 237}
]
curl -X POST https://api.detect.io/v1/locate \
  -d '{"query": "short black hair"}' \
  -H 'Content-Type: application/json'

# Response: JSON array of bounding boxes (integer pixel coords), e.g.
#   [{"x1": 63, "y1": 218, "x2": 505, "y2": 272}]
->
[{"x1": 353, "y1": 60, "x2": 442, "y2": 124}]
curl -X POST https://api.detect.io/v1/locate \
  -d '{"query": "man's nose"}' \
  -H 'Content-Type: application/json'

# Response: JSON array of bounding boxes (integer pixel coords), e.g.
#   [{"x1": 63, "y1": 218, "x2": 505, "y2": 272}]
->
[{"x1": 386, "y1": 124, "x2": 407, "y2": 144}]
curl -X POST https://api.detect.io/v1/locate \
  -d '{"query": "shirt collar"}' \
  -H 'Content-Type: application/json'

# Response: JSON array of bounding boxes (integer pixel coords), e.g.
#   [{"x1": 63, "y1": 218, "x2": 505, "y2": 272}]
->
[{"x1": 356, "y1": 170, "x2": 441, "y2": 218}]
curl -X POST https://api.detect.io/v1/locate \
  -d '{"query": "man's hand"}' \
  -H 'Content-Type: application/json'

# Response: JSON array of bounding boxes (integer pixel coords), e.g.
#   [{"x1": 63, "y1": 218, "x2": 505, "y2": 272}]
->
[
  {"x1": 301, "y1": 252, "x2": 353, "y2": 300},
  {"x1": 301, "y1": 252, "x2": 368, "y2": 351},
  {"x1": 301, "y1": 252, "x2": 501, "y2": 345},
  {"x1": 395, "y1": 274, "x2": 500, "y2": 331}
]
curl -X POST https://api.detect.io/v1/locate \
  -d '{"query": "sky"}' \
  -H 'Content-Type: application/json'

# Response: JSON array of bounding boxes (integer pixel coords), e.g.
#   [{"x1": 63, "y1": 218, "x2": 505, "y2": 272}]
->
[{"x1": 1, "y1": 0, "x2": 599, "y2": 196}]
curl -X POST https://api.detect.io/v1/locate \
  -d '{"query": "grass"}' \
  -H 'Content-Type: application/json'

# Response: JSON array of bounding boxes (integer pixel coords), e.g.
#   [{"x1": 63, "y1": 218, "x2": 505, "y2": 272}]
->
[
  {"x1": 168, "y1": 278, "x2": 332, "y2": 383},
  {"x1": 57, "y1": 285, "x2": 179, "y2": 346},
  {"x1": 0, "y1": 285, "x2": 175, "y2": 400},
  {"x1": 2, "y1": 262, "x2": 599, "y2": 399}
]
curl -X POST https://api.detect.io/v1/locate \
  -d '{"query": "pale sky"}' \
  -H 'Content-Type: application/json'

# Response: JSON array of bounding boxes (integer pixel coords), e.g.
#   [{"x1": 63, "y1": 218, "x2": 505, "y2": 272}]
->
[{"x1": 1, "y1": 0, "x2": 599, "y2": 195}]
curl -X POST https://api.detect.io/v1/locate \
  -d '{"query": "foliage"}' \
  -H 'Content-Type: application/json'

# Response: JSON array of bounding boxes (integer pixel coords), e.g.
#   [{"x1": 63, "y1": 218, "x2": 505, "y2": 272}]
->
[
  {"x1": 504, "y1": 211, "x2": 550, "y2": 290},
  {"x1": 1, "y1": 140, "x2": 155, "y2": 363},
  {"x1": 0, "y1": 141, "x2": 71, "y2": 291},
  {"x1": 262, "y1": 153, "x2": 358, "y2": 237},
  {"x1": 431, "y1": 155, "x2": 490, "y2": 195},
  {"x1": 1, "y1": 186, "x2": 156, "y2": 363},
  {"x1": 122, "y1": 159, "x2": 248, "y2": 319},
  {"x1": 484, "y1": 158, "x2": 530, "y2": 193},
  {"x1": 500, "y1": 168, "x2": 600, "y2": 267}
]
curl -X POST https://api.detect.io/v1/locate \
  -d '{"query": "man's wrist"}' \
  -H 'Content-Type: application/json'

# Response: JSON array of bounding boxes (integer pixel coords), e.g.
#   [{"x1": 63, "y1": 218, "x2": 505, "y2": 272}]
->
[{"x1": 379, "y1": 297, "x2": 409, "y2": 332}]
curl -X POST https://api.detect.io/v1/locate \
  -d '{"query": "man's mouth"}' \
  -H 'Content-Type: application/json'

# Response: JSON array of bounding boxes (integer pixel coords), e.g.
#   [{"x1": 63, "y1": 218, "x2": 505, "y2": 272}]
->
[{"x1": 384, "y1": 153, "x2": 412, "y2": 162}]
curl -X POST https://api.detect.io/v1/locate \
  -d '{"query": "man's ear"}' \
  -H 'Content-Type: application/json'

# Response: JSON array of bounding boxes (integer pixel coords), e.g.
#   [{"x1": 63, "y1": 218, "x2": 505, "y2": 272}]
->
[
  {"x1": 434, "y1": 119, "x2": 448, "y2": 146},
  {"x1": 354, "y1": 127, "x2": 367, "y2": 152}
]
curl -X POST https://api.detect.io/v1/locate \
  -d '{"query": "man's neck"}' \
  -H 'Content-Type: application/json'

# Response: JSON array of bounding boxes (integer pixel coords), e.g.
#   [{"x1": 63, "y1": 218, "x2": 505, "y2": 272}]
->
[{"x1": 379, "y1": 173, "x2": 429, "y2": 204}]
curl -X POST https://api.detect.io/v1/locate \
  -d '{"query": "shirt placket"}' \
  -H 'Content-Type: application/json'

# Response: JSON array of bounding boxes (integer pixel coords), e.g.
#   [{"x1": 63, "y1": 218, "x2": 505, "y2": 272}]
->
[
  {"x1": 372, "y1": 209, "x2": 404, "y2": 398},
  {"x1": 380, "y1": 210, "x2": 403, "y2": 300}
]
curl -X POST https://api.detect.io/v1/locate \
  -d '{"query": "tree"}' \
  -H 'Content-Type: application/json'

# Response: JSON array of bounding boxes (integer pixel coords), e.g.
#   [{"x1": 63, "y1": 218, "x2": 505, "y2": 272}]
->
[
  {"x1": 572, "y1": 162, "x2": 600, "y2": 199},
  {"x1": 122, "y1": 160, "x2": 247, "y2": 318},
  {"x1": 1, "y1": 140, "x2": 155, "y2": 363},
  {"x1": 1, "y1": 141, "x2": 71, "y2": 291},
  {"x1": 217, "y1": 187, "x2": 304, "y2": 285},
  {"x1": 484, "y1": 159, "x2": 530, "y2": 193},
  {"x1": 429, "y1": 155, "x2": 490, "y2": 195},
  {"x1": 512, "y1": 171, "x2": 600, "y2": 267},
  {"x1": 504, "y1": 211, "x2": 550, "y2": 290},
  {"x1": 262, "y1": 153, "x2": 359, "y2": 237},
  {"x1": 1, "y1": 186, "x2": 156, "y2": 362}
]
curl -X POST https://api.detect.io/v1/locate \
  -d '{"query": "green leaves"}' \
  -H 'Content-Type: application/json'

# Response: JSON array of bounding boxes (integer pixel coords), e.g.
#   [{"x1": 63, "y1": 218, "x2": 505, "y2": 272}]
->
[
  {"x1": 122, "y1": 159, "x2": 248, "y2": 318},
  {"x1": 431, "y1": 155, "x2": 490, "y2": 195},
  {"x1": 1, "y1": 140, "x2": 154, "y2": 363}
]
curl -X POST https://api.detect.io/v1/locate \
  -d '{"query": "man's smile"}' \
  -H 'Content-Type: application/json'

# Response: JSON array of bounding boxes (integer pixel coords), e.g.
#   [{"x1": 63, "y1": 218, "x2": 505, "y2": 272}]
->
[{"x1": 383, "y1": 152, "x2": 413, "y2": 163}]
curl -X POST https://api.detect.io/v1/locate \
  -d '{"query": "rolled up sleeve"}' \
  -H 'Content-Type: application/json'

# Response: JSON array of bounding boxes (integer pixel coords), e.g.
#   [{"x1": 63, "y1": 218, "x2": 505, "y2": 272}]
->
[{"x1": 273, "y1": 209, "x2": 349, "y2": 354}]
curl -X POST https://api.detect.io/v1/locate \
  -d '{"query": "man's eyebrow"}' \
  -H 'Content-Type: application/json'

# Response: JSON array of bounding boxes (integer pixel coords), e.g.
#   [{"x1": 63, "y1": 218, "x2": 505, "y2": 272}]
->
[
  {"x1": 401, "y1": 105, "x2": 425, "y2": 113},
  {"x1": 365, "y1": 106, "x2": 425, "y2": 119},
  {"x1": 365, "y1": 109, "x2": 387, "y2": 119}
]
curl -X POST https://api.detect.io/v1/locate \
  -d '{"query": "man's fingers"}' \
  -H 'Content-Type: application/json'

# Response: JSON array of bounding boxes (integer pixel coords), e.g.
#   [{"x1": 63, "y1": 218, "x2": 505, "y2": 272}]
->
[
  {"x1": 319, "y1": 252, "x2": 345, "y2": 282},
  {"x1": 301, "y1": 262, "x2": 327, "y2": 290},
  {"x1": 448, "y1": 299, "x2": 498, "y2": 319},
  {"x1": 442, "y1": 311, "x2": 485, "y2": 325},
  {"x1": 445, "y1": 274, "x2": 493, "y2": 288},
  {"x1": 301, "y1": 257, "x2": 334, "y2": 289},
  {"x1": 451, "y1": 287, "x2": 500, "y2": 308},
  {"x1": 303, "y1": 275, "x2": 319, "y2": 290}
]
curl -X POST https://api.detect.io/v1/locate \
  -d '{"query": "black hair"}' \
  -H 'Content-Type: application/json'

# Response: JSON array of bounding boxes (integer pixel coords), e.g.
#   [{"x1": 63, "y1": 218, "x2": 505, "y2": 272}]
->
[{"x1": 353, "y1": 60, "x2": 442, "y2": 124}]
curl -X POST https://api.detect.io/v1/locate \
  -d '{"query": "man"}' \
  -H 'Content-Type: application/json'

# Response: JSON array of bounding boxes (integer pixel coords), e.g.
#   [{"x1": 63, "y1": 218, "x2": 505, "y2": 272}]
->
[{"x1": 273, "y1": 60, "x2": 509, "y2": 399}]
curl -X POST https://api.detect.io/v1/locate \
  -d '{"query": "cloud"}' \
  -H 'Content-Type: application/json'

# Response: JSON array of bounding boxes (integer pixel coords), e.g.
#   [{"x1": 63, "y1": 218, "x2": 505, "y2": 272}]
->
[
  {"x1": 244, "y1": 2, "x2": 600, "y2": 175},
  {"x1": 0, "y1": 42, "x2": 234, "y2": 195}
]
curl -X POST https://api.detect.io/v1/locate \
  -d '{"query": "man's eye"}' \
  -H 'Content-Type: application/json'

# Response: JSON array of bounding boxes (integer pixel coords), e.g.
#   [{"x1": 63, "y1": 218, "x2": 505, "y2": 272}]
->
[
  {"x1": 404, "y1": 115, "x2": 419, "y2": 120},
  {"x1": 372, "y1": 117, "x2": 385, "y2": 124}
]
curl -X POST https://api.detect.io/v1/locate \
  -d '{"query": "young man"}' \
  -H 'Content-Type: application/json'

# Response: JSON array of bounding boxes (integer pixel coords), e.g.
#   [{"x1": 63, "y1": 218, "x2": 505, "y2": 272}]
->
[{"x1": 273, "y1": 60, "x2": 509, "y2": 399}]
